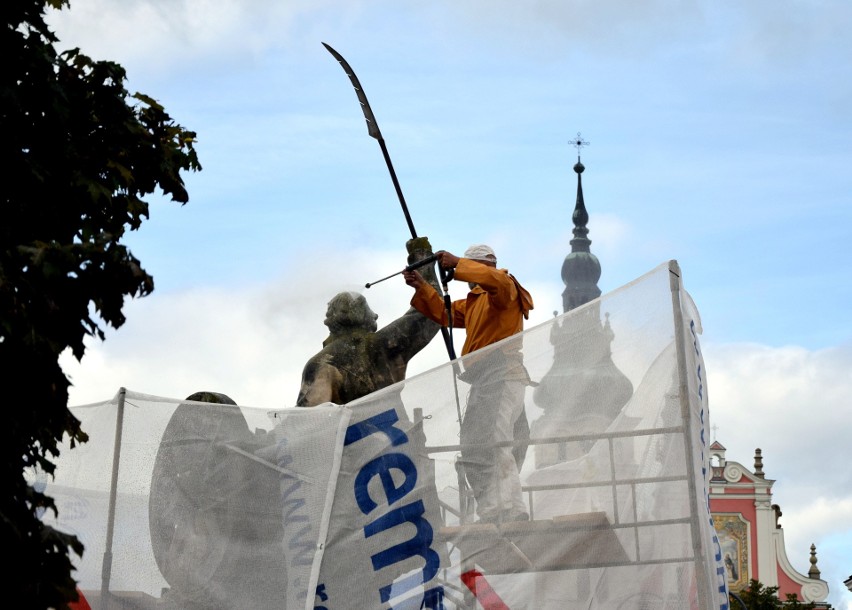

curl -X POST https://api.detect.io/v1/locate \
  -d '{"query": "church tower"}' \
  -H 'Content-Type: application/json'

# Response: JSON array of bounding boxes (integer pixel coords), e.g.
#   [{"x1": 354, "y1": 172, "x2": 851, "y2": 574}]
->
[{"x1": 531, "y1": 135, "x2": 633, "y2": 468}]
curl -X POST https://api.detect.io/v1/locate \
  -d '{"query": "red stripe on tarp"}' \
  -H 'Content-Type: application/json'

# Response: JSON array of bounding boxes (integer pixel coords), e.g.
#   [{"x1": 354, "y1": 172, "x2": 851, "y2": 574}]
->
[
  {"x1": 461, "y1": 569, "x2": 510, "y2": 610},
  {"x1": 69, "y1": 588, "x2": 91, "y2": 610}
]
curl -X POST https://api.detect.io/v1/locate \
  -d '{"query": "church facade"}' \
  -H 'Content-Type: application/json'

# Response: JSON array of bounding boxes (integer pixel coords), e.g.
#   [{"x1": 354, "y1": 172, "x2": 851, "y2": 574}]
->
[{"x1": 709, "y1": 441, "x2": 831, "y2": 605}]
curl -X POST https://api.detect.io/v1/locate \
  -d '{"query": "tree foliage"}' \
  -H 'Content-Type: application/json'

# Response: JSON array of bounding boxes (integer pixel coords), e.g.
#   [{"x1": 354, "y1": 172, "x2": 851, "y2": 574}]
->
[
  {"x1": 1, "y1": 1, "x2": 200, "y2": 607},
  {"x1": 730, "y1": 580, "x2": 817, "y2": 609}
]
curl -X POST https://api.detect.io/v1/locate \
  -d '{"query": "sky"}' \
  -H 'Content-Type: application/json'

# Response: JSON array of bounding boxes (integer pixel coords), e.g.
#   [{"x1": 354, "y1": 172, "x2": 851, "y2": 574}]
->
[{"x1": 46, "y1": 0, "x2": 851, "y2": 607}]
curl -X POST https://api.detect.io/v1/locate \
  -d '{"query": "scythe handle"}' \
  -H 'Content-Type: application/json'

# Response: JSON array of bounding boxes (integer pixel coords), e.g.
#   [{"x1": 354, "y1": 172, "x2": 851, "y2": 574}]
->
[
  {"x1": 324, "y1": 42, "x2": 459, "y2": 362},
  {"x1": 377, "y1": 139, "x2": 417, "y2": 240}
]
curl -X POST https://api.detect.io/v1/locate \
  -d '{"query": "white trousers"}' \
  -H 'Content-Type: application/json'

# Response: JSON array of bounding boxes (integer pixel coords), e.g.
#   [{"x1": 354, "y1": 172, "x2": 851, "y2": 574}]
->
[{"x1": 460, "y1": 376, "x2": 527, "y2": 521}]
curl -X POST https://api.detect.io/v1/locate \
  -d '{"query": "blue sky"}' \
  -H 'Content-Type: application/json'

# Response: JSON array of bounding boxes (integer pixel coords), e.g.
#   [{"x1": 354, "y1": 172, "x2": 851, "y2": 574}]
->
[{"x1": 49, "y1": 1, "x2": 851, "y2": 607}]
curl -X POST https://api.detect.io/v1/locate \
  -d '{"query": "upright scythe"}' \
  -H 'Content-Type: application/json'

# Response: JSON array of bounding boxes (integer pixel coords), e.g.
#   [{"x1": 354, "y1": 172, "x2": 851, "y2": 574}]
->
[
  {"x1": 322, "y1": 42, "x2": 417, "y2": 240},
  {"x1": 323, "y1": 42, "x2": 458, "y2": 362}
]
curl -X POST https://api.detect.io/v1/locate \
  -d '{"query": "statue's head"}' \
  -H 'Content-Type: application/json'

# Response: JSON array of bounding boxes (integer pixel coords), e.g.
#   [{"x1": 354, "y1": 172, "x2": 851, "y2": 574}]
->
[{"x1": 324, "y1": 291, "x2": 378, "y2": 334}]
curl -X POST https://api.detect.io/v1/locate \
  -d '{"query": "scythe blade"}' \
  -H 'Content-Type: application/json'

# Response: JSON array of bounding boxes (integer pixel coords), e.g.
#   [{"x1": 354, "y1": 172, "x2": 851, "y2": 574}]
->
[{"x1": 322, "y1": 42, "x2": 383, "y2": 141}]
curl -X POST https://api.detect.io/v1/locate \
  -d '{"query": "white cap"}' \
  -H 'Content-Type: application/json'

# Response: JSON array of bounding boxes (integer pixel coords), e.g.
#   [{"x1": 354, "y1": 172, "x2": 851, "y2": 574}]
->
[{"x1": 464, "y1": 244, "x2": 497, "y2": 263}]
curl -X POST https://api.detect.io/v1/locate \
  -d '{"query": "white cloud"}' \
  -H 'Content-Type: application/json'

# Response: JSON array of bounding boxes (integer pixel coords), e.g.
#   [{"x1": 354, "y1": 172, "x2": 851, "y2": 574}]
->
[
  {"x1": 46, "y1": 0, "x2": 337, "y2": 70},
  {"x1": 48, "y1": 0, "x2": 852, "y2": 76},
  {"x1": 705, "y1": 342, "x2": 852, "y2": 485},
  {"x1": 60, "y1": 284, "x2": 308, "y2": 407},
  {"x1": 444, "y1": 0, "x2": 852, "y2": 67}
]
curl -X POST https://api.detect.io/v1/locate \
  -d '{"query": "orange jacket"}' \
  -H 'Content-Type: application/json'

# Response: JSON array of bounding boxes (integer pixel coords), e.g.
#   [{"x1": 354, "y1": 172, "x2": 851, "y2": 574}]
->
[{"x1": 410, "y1": 258, "x2": 533, "y2": 356}]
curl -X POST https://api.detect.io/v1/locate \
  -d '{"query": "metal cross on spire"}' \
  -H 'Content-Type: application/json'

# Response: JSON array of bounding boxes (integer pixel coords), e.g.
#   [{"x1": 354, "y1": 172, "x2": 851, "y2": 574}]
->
[{"x1": 571, "y1": 132, "x2": 589, "y2": 161}]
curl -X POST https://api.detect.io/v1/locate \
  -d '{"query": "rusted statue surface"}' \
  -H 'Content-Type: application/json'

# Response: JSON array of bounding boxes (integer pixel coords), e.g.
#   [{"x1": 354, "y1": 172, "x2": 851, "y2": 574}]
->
[{"x1": 296, "y1": 236, "x2": 442, "y2": 406}]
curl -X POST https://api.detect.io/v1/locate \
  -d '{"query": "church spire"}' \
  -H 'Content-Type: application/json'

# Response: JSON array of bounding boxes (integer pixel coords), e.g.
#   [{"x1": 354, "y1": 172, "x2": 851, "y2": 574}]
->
[
  {"x1": 571, "y1": 133, "x2": 590, "y2": 250},
  {"x1": 561, "y1": 133, "x2": 602, "y2": 312}
]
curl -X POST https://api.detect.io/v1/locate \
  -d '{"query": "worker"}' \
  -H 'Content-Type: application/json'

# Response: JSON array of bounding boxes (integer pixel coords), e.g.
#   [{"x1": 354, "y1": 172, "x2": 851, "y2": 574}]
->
[{"x1": 403, "y1": 244, "x2": 534, "y2": 524}]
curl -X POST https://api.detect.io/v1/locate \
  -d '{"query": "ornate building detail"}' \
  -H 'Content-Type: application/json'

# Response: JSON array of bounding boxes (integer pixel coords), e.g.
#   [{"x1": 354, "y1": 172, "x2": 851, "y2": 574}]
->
[
  {"x1": 713, "y1": 514, "x2": 750, "y2": 592},
  {"x1": 710, "y1": 444, "x2": 830, "y2": 604},
  {"x1": 724, "y1": 463, "x2": 744, "y2": 483}
]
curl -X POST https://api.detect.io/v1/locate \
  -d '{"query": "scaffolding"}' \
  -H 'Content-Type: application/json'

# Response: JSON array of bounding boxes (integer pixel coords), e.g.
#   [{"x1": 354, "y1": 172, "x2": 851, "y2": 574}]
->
[{"x1": 40, "y1": 261, "x2": 728, "y2": 609}]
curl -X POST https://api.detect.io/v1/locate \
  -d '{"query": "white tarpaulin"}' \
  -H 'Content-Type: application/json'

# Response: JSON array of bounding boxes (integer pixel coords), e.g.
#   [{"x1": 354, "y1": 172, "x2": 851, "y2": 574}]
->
[{"x1": 42, "y1": 261, "x2": 728, "y2": 609}]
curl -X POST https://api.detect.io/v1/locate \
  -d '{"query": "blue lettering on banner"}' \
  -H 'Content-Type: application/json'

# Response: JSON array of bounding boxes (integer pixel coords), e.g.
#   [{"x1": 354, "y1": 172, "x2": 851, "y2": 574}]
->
[
  {"x1": 277, "y1": 435, "x2": 313, "y2": 608},
  {"x1": 355, "y1": 453, "x2": 418, "y2": 513},
  {"x1": 278, "y1": 448, "x2": 313, "y2": 567},
  {"x1": 345, "y1": 409, "x2": 409, "y2": 448},
  {"x1": 314, "y1": 583, "x2": 329, "y2": 610},
  {"x1": 346, "y1": 408, "x2": 445, "y2": 608},
  {"x1": 316, "y1": 583, "x2": 328, "y2": 600},
  {"x1": 690, "y1": 320, "x2": 729, "y2": 610},
  {"x1": 712, "y1": 528, "x2": 728, "y2": 604}
]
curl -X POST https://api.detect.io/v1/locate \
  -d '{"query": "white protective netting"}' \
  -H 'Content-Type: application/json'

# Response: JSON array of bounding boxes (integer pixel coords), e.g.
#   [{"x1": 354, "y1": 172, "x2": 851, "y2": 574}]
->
[{"x1": 42, "y1": 261, "x2": 728, "y2": 609}]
